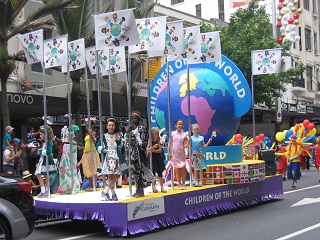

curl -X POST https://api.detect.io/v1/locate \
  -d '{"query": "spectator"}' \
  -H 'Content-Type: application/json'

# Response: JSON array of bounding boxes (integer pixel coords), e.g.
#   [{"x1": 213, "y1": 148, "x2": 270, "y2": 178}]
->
[{"x1": 2, "y1": 126, "x2": 14, "y2": 149}]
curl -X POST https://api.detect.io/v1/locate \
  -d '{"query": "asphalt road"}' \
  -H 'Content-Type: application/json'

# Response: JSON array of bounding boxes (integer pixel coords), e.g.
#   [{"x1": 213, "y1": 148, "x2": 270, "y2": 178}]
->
[{"x1": 26, "y1": 167, "x2": 320, "y2": 240}]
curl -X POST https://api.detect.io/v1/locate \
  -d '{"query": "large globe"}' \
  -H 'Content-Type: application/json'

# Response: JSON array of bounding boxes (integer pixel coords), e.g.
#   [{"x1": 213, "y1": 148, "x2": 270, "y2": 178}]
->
[{"x1": 154, "y1": 67, "x2": 241, "y2": 146}]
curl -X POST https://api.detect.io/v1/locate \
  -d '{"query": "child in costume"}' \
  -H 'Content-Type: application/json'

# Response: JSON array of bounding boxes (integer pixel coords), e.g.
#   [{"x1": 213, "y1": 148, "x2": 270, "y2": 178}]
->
[
  {"x1": 168, "y1": 119, "x2": 189, "y2": 190},
  {"x1": 97, "y1": 117, "x2": 125, "y2": 201},
  {"x1": 191, "y1": 124, "x2": 211, "y2": 187},
  {"x1": 146, "y1": 127, "x2": 166, "y2": 193},
  {"x1": 275, "y1": 145, "x2": 288, "y2": 181}
]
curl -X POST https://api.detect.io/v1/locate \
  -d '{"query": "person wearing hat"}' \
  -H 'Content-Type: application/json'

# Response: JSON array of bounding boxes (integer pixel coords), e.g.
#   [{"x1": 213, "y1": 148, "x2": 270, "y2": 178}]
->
[
  {"x1": 23, "y1": 170, "x2": 40, "y2": 196},
  {"x1": 2, "y1": 126, "x2": 14, "y2": 149},
  {"x1": 286, "y1": 134, "x2": 302, "y2": 189}
]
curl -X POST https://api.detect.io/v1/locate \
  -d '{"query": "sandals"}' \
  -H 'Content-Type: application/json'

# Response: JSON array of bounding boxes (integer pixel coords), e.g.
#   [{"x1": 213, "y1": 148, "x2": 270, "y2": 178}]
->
[
  {"x1": 161, "y1": 187, "x2": 167, "y2": 193},
  {"x1": 178, "y1": 185, "x2": 183, "y2": 190},
  {"x1": 181, "y1": 185, "x2": 186, "y2": 190},
  {"x1": 152, "y1": 187, "x2": 159, "y2": 193}
]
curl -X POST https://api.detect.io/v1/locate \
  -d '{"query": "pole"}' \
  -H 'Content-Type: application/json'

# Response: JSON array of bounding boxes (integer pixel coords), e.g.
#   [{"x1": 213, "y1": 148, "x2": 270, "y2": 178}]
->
[
  {"x1": 127, "y1": 53, "x2": 133, "y2": 196},
  {"x1": 41, "y1": 60, "x2": 50, "y2": 198},
  {"x1": 108, "y1": 49, "x2": 113, "y2": 116},
  {"x1": 251, "y1": 75, "x2": 256, "y2": 160},
  {"x1": 146, "y1": 56, "x2": 153, "y2": 176},
  {"x1": 187, "y1": 62, "x2": 192, "y2": 187},
  {"x1": 166, "y1": 57, "x2": 174, "y2": 190}
]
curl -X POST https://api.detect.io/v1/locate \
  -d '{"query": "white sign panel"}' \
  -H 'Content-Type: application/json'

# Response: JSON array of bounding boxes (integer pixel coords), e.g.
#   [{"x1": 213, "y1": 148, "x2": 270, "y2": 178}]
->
[{"x1": 127, "y1": 197, "x2": 165, "y2": 221}]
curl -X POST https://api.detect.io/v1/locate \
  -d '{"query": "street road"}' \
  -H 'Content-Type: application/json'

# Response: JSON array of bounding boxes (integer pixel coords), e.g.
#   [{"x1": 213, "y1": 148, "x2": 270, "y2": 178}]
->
[{"x1": 26, "y1": 167, "x2": 320, "y2": 240}]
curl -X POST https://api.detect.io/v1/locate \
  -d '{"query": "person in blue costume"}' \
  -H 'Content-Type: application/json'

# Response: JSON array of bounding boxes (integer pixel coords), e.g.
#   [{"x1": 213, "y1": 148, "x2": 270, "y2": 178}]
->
[{"x1": 191, "y1": 124, "x2": 211, "y2": 187}]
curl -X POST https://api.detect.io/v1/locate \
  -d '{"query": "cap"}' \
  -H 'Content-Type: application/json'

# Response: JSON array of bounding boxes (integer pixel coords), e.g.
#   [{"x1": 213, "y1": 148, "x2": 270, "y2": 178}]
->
[{"x1": 13, "y1": 138, "x2": 20, "y2": 145}]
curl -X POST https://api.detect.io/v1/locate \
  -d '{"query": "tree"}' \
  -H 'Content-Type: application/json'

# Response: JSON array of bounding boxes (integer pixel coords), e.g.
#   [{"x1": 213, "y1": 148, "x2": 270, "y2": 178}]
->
[
  {"x1": 0, "y1": 0, "x2": 75, "y2": 129},
  {"x1": 213, "y1": 0, "x2": 305, "y2": 108}
]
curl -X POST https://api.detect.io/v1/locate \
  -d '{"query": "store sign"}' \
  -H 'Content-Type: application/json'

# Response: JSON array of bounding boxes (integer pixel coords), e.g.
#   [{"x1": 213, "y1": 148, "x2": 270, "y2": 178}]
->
[
  {"x1": 288, "y1": 103, "x2": 297, "y2": 112},
  {"x1": 306, "y1": 106, "x2": 315, "y2": 114},
  {"x1": 297, "y1": 105, "x2": 306, "y2": 114},
  {"x1": 7, "y1": 93, "x2": 34, "y2": 105}
]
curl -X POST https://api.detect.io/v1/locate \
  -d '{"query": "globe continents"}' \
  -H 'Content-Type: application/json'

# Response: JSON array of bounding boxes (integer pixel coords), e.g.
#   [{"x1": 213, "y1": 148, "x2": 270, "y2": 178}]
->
[{"x1": 154, "y1": 67, "x2": 241, "y2": 146}]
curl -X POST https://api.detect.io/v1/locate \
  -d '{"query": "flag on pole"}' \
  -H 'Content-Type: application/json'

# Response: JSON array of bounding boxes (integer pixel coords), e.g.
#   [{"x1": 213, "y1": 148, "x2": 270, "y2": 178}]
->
[
  {"x1": 62, "y1": 38, "x2": 86, "y2": 73},
  {"x1": 251, "y1": 49, "x2": 282, "y2": 75},
  {"x1": 196, "y1": 31, "x2": 221, "y2": 63},
  {"x1": 167, "y1": 26, "x2": 201, "y2": 62},
  {"x1": 94, "y1": 9, "x2": 140, "y2": 50},
  {"x1": 43, "y1": 35, "x2": 68, "y2": 69},
  {"x1": 85, "y1": 46, "x2": 109, "y2": 76},
  {"x1": 129, "y1": 16, "x2": 167, "y2": 54},
  {"x1": 148, "y1": 20, "x2": 184, "y2": 58},
  {"x1": 109, "y1": 47, "x2": 126, "y2": 74},
  {"x1": 18, "y1": 30, "x2": 44, "y2": 64}
]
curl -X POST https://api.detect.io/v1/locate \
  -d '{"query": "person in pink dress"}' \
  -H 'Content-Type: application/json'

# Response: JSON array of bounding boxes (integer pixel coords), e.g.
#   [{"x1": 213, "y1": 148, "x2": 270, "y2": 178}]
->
[{"x1": 168, "y1": 119, "x2": 190, "y2": 190}]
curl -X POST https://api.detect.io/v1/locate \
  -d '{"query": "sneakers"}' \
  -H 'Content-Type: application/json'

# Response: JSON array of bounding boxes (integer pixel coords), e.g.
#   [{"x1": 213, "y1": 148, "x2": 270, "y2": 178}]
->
[
  {"x1": 101, "y1": 191, "x2": 111, "y2": 201},
  {"x1": 111, "y1": 193, "x2": 118, "y2": 201},
  {"x1": 292, "y1": 181, "x2": 297, "y2": 189},
  {"x1": 37, "y1": 191, "x2": 48, "y2": 198},
  {"x1": 282, "y1": 177, "x2": 286, "y2": 181}
]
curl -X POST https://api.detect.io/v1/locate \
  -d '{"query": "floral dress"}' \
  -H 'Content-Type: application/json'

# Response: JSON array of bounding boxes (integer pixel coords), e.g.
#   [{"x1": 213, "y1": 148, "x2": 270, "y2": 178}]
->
[
  {"x1": 59, "y1": 125, "x2": 80, "y2": 194},
  {"x1": 191, "y1": 135, "x2": 206, "y2": 170},
  {"x1": 96, "y1": 133, "x2": 126, "y2": 175},
  {"x1": 35, "y1": 140, "x2": 56, "y2": 175}
]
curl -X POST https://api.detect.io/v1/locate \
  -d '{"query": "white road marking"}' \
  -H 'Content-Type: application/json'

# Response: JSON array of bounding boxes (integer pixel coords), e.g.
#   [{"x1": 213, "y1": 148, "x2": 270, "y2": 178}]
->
[
  {"x1": 57, "y1": 231, "x2": 105, "y2": 240},
  {"x1": 291, "y1": 197, "x2": 320, "y2": 207},
  {"x1": 283, "y1": 184, "x2": 320, "y2": 195},
  {"x1": 275, "y1": 223, "x2": 320, "y2": 240}
]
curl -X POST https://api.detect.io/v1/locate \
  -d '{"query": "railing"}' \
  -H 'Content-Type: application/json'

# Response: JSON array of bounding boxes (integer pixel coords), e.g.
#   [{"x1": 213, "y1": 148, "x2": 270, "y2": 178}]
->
[{"x1": 293, "y1": 79, "x2": 305, "y2": 88}]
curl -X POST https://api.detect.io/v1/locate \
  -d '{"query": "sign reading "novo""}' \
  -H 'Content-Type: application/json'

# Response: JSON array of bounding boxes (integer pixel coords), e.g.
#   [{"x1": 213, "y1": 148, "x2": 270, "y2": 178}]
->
[{"x1": 7, "y1": 93, "x2": 34, "y2": 105}]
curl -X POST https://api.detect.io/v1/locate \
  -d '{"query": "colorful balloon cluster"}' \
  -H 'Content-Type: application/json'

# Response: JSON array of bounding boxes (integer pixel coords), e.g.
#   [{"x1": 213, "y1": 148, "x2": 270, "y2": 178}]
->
[
  {"x1": 276, "y1": 0, "x2": 302, "y2": 44},
  {"x1": 275, "y1": 119, "x2": 316, "y2": 143}
]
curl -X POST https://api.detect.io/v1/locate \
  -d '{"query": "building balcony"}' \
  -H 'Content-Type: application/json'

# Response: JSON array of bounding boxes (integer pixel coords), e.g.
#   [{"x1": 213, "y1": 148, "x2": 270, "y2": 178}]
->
[{"x1": 291, "y1": 79, "x2": 305, "y2": 93}]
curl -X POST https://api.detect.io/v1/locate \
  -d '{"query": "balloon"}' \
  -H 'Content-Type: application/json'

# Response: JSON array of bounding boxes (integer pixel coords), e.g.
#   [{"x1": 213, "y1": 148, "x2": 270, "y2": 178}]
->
[
  {"x1": 276, "y1": 132, "x2": 284, "y2": 141},
  {"x1": 307, "y1": 123, "x2": 314, "y2": 130},
  {"x1": 294, "y1": 35, "x2": 300, "y2": 42},
  {"x1": 293, "y1": 19, "x2": 300, "y2": 25},
  {"x1": 277, "y1": 37, "x2": 283, "y2": 44},
  {"x1": 235, "y1": 134, "x2": 242, "y2": 140},
  {"x1": 309, "y1": 128, "x2": 317, "y2": 136},
  {"x1": 303, "y1": 119, "x2": 310, "y2": 127},
  {"x1": 259, "y1": 133, "x2": 265, "y2": 140},
  {"x1": 290, "y1": 126, "x2": 295, "y2": 131},
  {"x1": 288, "y1": 18, "x2": 294, "y2": 24},
  {"x1": 293, "y1": 13, "x2": 300, "y2": 19},
  {"x1": 277, "y1": 4, "x2": 283, "y2": 10},
  {"x1": 255, "y1": 136, "x2": 260, "y2": 142},
  {"x1": 295, "y1": 124, "x2": 301, "y2": 133},
  {"x1": 285, "y1": 130, "x2": 294, "y2": 141}
]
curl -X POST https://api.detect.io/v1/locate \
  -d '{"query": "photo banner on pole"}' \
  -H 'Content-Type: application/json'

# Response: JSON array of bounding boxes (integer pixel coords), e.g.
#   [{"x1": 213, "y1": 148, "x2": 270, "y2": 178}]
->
[
  {"x1": 85, "y1": 46, "x2": 109, "y2": 76},
  {"x1": 195, "y1": 31, "x2": 221, "y2": 63},
  {"x1": 129, "y1": 16, "x2": 167, "y2": 54},
  {"x1": 94, "y1": 9, "x2": 140, "y2": 49},
  {"x1": 251, "y1": 48, "x2": 282, "y2": 75},
  {"x1": 109, "y1": 47, "x2": 126, "y2": 74},
  {"x1": 167, "y1": 26, "x2": 201, "y2": 62},
  {"x1": 43, "y1": 35, "x2": 68, "y2": 69},
  {"x1": 62, "y1": 38, "x2": 86, "y2": 73},
  {"x1": 18, "y1": 29, "x2": 44, "y2": 64},
  {"x1": 148, "y1": 20, "x2": 184, "y2": 58}
]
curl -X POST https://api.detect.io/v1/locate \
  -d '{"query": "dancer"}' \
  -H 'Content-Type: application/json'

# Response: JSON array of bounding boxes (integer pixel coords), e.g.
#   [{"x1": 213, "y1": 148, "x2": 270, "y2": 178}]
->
[
  {"x1": 146, "y1": 127, "x2": 166, "y2": 193},
  {"x1": 275, "y1": 145, "x2": 288, "y2": 181},
  {"x1": 97, "y1": 117, "x2": 124, "y2": 201},
  {"x1": 126, "y1": 111, "x2": 148, "y2": 197},
  {"x1": 168, "y1": 119, "x2": 189, "y2": 190},
  {"x1": 286, "y1": 135, "x2": 302, "y2": 189},
  {"x1": 35, "y1": 126, "x2": 56, "y2": 198},
  {"x1": 77, "y1": 121, "x2": 100, "y2": 191},
  {"x1": 311, "y1": 136, "x2": 320, "y2": 182},
  {"x1": 191, "y1": 124, "x2": 211, "y2": 187},
  {"x1": 58, "y1": 114, "x2": 81, "y2": 194}
]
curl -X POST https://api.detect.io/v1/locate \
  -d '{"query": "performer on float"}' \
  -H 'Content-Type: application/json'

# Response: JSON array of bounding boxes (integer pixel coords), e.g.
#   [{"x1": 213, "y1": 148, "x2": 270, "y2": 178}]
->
[
  {"x1": 146, "y1": 127, "x2": 166, "y2": 193},
  {"x1": 168, "y1": 119, "x2": 189, "y2": 190},
  {"x1": 191, "y1": 124, "x2": 211, "y2": 187},
  {"x1": 311, "y1": 136, "x2": 320, "y2": 182},
  {"x1": 126, "y1": 111, "x2": 148, "y2": 197},
  {"x1": 286, "y1": 135, "x2": 302, "y2": 188},
  {"x1": 97, "y1": 117, "x2": 125, "y2": 201},
  {"x1": 35, "y1": 126, "x2": 56, "y2": 198},
  {"x1": 58, "y1": 114, "x2": 81, "y2": 194},
  {"x1": 77, "y1": 120, "x2": 100, "y2": 191}
]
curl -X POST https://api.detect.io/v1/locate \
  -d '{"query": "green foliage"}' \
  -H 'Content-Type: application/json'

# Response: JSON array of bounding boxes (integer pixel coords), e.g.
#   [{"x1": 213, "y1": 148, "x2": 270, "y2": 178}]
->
[
  {"x1": 200, "y1": 20, "x2": 214, "y2": 33},
  {"x1": 213, "y1": 0, "x2": 304, "y2": 108}
]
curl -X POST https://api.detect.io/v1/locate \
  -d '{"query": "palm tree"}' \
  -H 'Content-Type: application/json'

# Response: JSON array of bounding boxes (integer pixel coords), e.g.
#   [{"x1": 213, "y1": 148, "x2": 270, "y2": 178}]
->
[
  {"x1": 0, "y1": 0, "x2": 75, "y2": 129},
  {"x1": 46, "y1": 0, "x2": 114, "y2": 129}
]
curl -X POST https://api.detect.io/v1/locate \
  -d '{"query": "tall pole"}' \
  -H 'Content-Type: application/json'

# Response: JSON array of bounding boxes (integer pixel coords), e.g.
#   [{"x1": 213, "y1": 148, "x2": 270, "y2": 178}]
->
[
  {"x1": 108, "y1": 50, "x2": 113, "y2": 116},
  {"x1": 127, "y1": 53, "x2": 133, "y2": 196},
  {"x1": 147, "y1": 56, "x2": 153, "y2": 175},
  {"x1": 251, "y1": 75, "x2": 256, "y2": 160}
]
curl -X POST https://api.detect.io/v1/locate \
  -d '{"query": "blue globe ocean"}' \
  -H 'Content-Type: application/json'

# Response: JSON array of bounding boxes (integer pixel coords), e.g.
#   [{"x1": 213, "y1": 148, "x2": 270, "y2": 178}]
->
[{"x1": 154, "y1": 67, "x2": 241, "y2": 146}]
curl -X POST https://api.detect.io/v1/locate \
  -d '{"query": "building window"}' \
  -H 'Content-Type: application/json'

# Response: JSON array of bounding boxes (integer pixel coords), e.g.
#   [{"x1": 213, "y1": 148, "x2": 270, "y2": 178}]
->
[
  {"x1": 313, "y1": 0, "x2": 317, "y2": 13},
  {"x1": 306, "y1": 65, "x2": 313, "y2": 90},
  {"x1": 171, "y1": 0, "x2": 184, "y2": 4},
  {"x1": 305, "y1": 28, "x2": 312, "y2": 51},
  {"x1": 195, "y1": 4, "x2": 201, "y2": 18},
  {"x1": 304, "y1": 0, "x2": 310, "y2": 10},
  {"x1": 218, "y1": 0, "x2": 225, "y2": 20}
]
